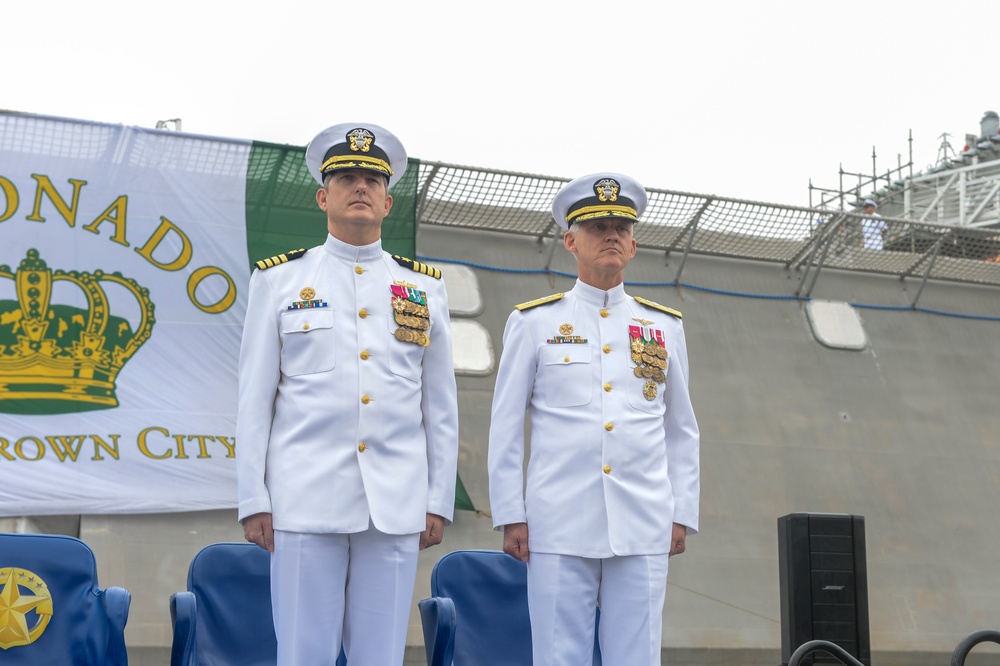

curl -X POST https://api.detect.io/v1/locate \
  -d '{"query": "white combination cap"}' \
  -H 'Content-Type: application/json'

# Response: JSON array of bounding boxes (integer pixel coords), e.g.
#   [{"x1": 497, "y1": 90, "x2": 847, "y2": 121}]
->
[
  {"x1": 305, "y1": 122, "x2": 407, "y2": 188},
  {"x1": 552, "y1": 172, "x2": 649, "y2": 231}
]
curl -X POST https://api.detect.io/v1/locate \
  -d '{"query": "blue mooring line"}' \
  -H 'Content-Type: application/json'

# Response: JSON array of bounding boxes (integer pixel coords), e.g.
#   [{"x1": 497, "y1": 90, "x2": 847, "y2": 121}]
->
[{"x1": 418, "y1": 256, "x2": 1000, "y2": 322}]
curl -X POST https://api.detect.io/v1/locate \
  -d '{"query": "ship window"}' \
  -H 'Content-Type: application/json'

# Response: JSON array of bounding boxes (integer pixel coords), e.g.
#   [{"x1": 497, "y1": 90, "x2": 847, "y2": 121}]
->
[
  {"x1": 451, "y1": 320, "x2": 494, "y2": 376},
  {"x1": 805, "y1": 300, "x2": 867, "y2": 351},
  {"x1": 435, "y1": 264, "x2": 483, "y2": 316}
]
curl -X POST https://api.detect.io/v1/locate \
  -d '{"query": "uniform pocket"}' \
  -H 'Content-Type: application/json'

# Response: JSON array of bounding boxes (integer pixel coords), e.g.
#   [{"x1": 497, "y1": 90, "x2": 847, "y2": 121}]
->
[
  {"x1": 387, "y1": 313, "x2": 425, "y2": 383},
  {"x1": 279, "y1": 309, "x2": 336, "y2": 376},
  {"x1": 539, "y1": 345, "x2": 593, "y2": 407},
  {"x1": 625, "y1": 363, "x2": 667, "y2": 414}
]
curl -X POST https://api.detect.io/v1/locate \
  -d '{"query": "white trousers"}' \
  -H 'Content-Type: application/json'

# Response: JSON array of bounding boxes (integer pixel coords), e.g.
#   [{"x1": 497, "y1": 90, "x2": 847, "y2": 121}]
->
[
  {"x1": 271, "y1": 527, "x2": 420, "y2": 666},
  {"x1": 526, "y1": 552, "x2": 670, "y2": 666}
]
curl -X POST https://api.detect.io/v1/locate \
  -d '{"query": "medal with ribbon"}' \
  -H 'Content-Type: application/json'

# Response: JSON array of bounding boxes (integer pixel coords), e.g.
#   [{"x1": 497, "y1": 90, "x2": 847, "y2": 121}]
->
[
  {"x1": 391, "y1": 283, "x2": 430, "y2": 346},
  {"x1": 629, "y1": 324, "x2": 668, "y2": 400}
]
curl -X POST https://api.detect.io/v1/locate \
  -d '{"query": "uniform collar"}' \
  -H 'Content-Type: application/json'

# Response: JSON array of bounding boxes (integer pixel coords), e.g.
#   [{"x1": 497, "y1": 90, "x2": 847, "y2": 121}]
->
[
  {"x1": 571, "y1": 279, "x2": 627, "y2": 307},
  {"x1": 322, "y1": 234, "x2": 383, "y2": 262}
]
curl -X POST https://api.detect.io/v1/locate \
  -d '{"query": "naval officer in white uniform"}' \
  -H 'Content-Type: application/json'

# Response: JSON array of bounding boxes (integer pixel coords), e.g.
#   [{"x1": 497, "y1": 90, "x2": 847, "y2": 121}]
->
[
  {"x1": 237, "y1": 123, "x2": 459, "y2": 665},
  {"x1": 488, "y1": 173, "x2": 700, "y2": 665}
]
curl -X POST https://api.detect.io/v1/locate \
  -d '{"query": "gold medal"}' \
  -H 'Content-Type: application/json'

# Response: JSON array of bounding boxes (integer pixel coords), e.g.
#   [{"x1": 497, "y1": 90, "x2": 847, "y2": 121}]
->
[
  {"x1": 631, "y1": 351, "x2": 643, "y2": 364},
  {"x1": 642, "y1": 353, "x2": 654, "y2": 365},
  {"x1": 652, "y1": 368, "x2": 665, "y2": 384},
  {"x1": 657, "y1": 346, "x2": 667, "y2": 359},
  {"x1": 633, "y1": 366, "x2": 645, "y2": 378},
  {"x1": 643, "y1": 380, "x2": 658, "y2": 400},
  {"x1": 641, "y1": 367, "x2": 653, "y2": 378},
  {"x1": 394, "y1": 328, "x2": 406, "y2": 341}
]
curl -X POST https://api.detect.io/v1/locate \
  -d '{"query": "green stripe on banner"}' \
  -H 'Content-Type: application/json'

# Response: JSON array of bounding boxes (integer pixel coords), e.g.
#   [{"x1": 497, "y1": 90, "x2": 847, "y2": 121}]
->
[
  {"x1": 455, "y1": 473, "x2": 476, "y2": 513},
  {"x1": 244, "y1": 141, "x2": 417, "y2": 264}
]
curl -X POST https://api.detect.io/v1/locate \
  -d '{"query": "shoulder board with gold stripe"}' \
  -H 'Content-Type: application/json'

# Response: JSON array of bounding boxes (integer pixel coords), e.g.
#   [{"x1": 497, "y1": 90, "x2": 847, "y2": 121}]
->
[
  {"x1": 392, "y1": 255, "x2": 441, "y2": 279},
  {"x1": 514, "y1": 293, "x2": 565, "y2": 311},
  {"x1": 254, "y1": 248, "x2": 307, "y2": 271},
  {"x1": 634, "y1": 296, "x2": 682, "y2": 319}
]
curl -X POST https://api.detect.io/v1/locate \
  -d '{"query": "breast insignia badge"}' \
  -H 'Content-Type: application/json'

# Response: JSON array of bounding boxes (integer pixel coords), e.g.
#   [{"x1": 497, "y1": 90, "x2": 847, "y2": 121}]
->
[{"x1": 287, "y1": 286, "x2": 327, "y2": 310}]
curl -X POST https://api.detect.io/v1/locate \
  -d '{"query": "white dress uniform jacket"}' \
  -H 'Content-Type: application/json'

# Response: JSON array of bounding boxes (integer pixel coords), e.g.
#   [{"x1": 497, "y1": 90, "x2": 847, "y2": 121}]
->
[
  {"x1": 237, "y1": 234, "x2": 459, "y2": 535},
  {"x1": 488, "y1": 280, "x2": 699, "y2": 557}
]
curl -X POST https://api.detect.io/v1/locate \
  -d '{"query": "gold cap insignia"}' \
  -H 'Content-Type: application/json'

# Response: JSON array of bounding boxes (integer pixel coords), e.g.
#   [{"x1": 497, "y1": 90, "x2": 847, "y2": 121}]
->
[
  {"x1": 594, "y1": 178, "x2": 620, "y2": 202},
  {"x1": 347, "y1": 128, "x2": 374, "y2": 153}
]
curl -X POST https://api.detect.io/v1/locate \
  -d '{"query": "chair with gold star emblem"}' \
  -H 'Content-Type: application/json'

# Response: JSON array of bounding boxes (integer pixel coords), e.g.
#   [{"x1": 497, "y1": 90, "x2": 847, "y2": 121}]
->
[{"x1": 0, "y1": 531, "x2": 131, "y2": 665}]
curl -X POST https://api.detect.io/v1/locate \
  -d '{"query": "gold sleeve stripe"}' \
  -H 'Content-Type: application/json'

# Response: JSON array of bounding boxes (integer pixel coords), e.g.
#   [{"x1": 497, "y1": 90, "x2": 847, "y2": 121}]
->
[
  {"x1": 392, "y1": 255, "x2": 442, "y2": 279},
  {"x1": 634, "y1": 296, "x2": 682, "y2": 319},
  {"x1": 254, "y1": 248, "x2": 306, "y2": 271},
  {"x1": 514, "y1": 293, "x2": 565, "y2": 311}
]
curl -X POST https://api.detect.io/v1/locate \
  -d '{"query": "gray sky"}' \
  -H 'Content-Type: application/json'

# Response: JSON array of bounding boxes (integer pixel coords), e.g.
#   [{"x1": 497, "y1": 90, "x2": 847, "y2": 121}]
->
[{"x1": 5, "y1": 0, "x2": 998, "y2": 206}]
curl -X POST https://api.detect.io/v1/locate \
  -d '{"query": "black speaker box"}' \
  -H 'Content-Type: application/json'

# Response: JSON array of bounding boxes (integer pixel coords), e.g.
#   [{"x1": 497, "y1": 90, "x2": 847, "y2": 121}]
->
[{"x1": 778, "y1": 513, "x2": 871, "y2": 665}]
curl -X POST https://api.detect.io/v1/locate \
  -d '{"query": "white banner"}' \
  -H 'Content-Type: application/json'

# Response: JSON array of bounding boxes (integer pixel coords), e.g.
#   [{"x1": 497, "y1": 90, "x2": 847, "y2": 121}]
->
[{"x1": 0, "y1": 112, "x2": 253, "y2": 515}]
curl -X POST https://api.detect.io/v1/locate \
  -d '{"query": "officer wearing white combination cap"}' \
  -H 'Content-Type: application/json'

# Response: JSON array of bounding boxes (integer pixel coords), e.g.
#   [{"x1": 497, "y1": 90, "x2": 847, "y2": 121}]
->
[
  {"x1": 237, "y1": 123, "x2": 459, "y2": 665},
  {"x1": 488, "y1": 173, "x2": 700, "y2": 664}
]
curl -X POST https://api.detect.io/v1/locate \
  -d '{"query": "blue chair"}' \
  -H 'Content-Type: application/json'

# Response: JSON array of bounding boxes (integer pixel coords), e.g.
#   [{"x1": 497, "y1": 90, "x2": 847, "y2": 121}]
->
[
  {"x1": 0, "y1": 532, "x2": 130, "y2": 665},
  {"x1": 170, "y1": 542, "x2": 346, "y2": 666},
  {"x1": 418, "y1": 549, "x2": 601, "y2": 665}
]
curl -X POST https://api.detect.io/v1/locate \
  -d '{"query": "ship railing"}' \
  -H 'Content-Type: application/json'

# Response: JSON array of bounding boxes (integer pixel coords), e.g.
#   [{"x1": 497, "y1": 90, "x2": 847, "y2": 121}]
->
[{"x1": 415, "y1": 162, "x2": 1000, "y2": 304}]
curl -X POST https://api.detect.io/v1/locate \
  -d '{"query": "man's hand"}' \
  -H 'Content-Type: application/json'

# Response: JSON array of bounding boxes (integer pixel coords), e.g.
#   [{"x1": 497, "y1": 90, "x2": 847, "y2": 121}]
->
[
  {"x1": 242, "y1": 512, "x2": 275, "y2": 552},
  {"x1": 503, "y1": 522, "x2": 530, "y2": 562},
  {"x1": 420, "y1": 513, "x2": 446, "y2": 550},
  {"x1": 669, "y1": 522, "x2": 687, "y2": 557}
]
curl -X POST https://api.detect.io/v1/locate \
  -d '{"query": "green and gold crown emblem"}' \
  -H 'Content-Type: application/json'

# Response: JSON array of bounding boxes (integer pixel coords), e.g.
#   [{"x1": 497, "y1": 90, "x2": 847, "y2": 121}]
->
[{"x1": 0, "y1": 249, "x2": 155, "y2": 414}]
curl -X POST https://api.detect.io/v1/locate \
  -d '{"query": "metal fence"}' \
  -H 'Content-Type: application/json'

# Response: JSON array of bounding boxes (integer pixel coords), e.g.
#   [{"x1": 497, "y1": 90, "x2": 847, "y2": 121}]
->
[{"x1": 415, "y1": 162, "x2": 1000, "y2": 294}]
